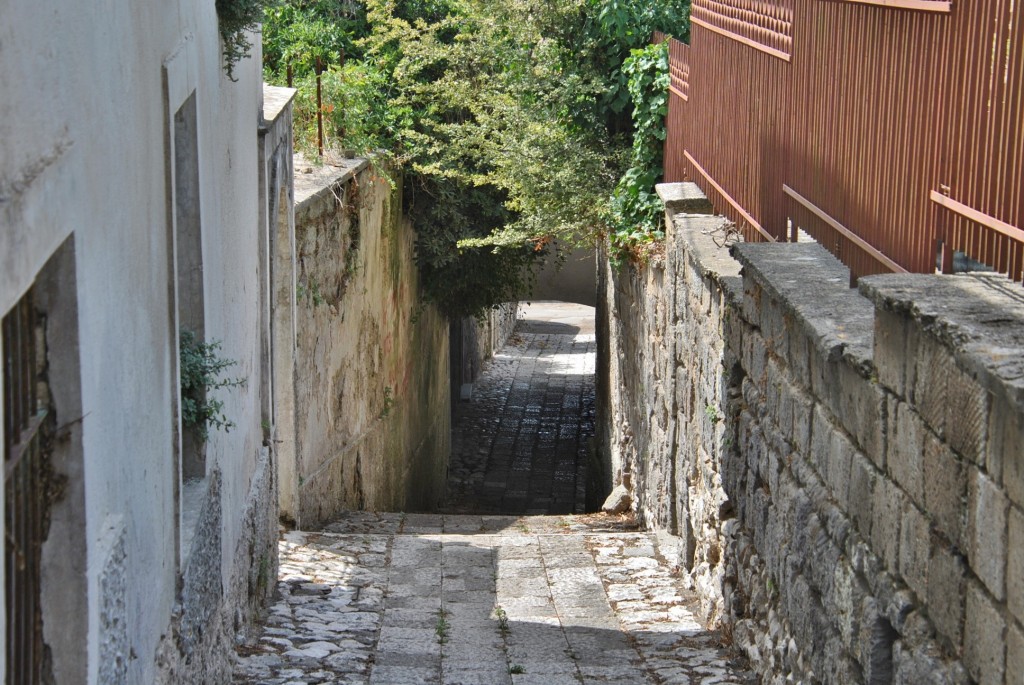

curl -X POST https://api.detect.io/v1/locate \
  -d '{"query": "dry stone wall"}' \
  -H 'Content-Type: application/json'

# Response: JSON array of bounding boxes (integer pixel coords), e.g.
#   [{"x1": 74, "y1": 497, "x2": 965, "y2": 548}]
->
[{"x1": 602, "y1": 182, "x2": 1024, "y2": 684}]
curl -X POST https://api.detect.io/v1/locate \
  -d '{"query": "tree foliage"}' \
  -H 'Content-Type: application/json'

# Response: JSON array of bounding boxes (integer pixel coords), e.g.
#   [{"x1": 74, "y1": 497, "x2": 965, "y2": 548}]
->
[
  {"x1": 264, "y1": 0, "x2": 688, "y2": 317},
  {"x1": 608, "y1": 41, "x2": 670, "y2": 260}
]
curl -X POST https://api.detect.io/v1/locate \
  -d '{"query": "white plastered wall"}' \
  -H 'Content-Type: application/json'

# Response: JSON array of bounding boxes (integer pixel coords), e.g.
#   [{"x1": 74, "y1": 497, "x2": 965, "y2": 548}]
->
[{"x1": 0, "y1": 0, "x2": 265, "y2": 681}]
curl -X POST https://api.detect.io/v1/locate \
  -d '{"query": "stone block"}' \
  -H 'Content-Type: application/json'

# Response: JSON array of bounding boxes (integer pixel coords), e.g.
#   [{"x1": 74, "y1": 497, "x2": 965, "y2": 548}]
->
[
  {"x1": 810, "y1": 404, "x2": 833, "y2": 483},
  {"x1": 778, "y1": 376, "x2": 797, "y2": 440},
  {"x1": 656, "y1": 182, "x2": 713, "y2": 215},
  {"x1": 944, "y1": 364, "x2": 989, "y2": 466},
  {"x1": 871, "y1": 476, "x2": 902, "y2": 574},
  {"x1": 1008, "y1": 621, "x2": 1024, "y2": 685},
  {"x1": 963, "y1": 581, "x2": 1006, "y2": 685},
  {"x1": 828, "y1": 429, "x2": 856, "y2": 511},
  {"x1": 873, "y1": 307, "x2": 910, "y2": 398},
  {"x1": 898, "y1": 500, "x2": 929, "y2": 602},
  {"x1": 766, "y1": 447, "x2": 782, "y2": 504},
  {"x1": 806, "y1": 522, "x2": 841, "y2": 607},
  {"x1": 857, "y1": 597, "x2": 898, "y2": 684},
  {"x1": 835, "y1": 361, "x2": 887, "y2": 465},
  {"x1": 887, "y1": 402, "x2": 925, "y2": 507},
  {"x1": 967, "y1": 468, "x2": 1009, "y2": 600},
  {"x1": 760, "y1": 297, "x2": 787, "y2": 358},
  {"x1": 724, "y1": 310, "x2": 744, "y2": 358},
  {"x1": 830, "y1": 559, "x2": 864, "y2": 648},
  {"x1": 912, "y1": 333, "x2": 956, "y2": 438},
  {"x1": 743, "y1": 329, "x2": 768, "y2": 387},
  {"x1": 923, "y1": 432, "x2": 966, "y2": 548},
  {"x1": 1009, "y1": 506, "x2": 1024, "y2": 625},
  {"x1": 893, "y1": 640, "x2": 970, "y2": 685},
  {"x1": 806, "y1": 341, "x2": 839, "y2": 405},
  {"x1": 742, "y1": 281, "x2": 763, "y2": 335},
  {"x1": 990, "y1": 391, "x2": 1024, "y2": 508},
  {"x1": 849, "y1": 452, "x2": 877, "y2": 540},
  {"x1": 927, "y1": 543, "x2": 966, "y2": 652},
  {"x1": 787, "y1": 326, "x2": 812, "y2": 390},
  {"x1": 791, "y1": 390, "x2": 813, "y2": 459}
]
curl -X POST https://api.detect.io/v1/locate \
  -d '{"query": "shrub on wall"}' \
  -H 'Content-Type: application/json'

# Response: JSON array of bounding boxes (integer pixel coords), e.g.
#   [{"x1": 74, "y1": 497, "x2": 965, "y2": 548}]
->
[
  {"x1": 608, "y1": 41, "x2": 670, "y2": 261},
  {"x1": 179, "y1": 331, "x2": 245, "y2": 440},
  {"x1": 217, "y1": 0, "x2": 275, "y2": 80}
]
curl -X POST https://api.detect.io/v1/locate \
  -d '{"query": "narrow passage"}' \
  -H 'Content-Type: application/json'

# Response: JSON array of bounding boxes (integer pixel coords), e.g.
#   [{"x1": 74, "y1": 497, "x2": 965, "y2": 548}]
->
[
  {"x1": 445, "y1": 302, "x2": 597, "y2": 515},
  {"x1": 233, "y1": 304, "x2": 752, "y2": 684},
  {"x1": 233, "y1": 513, "x2": 753, "y2": 684}
]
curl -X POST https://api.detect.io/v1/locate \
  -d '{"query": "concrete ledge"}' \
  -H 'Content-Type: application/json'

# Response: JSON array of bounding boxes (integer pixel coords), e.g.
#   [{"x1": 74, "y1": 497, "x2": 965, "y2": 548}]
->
[
  {"x1": 294, "y1": 155, "x2": 371, "y2": 207},
  {"x1": 732, "y1": 242, "x2": 875, "y2": 366},
  {"x1": 261, "y1": 84, "x2": 297, "y2": 128},
  {"x1": 674, "y1": 214, "x2": 743, "y2": 301},
  {"x1": 860, "y1": 272, "x2": 1024, "y2": 404},
  {"x1": 657, "y1": 182, "x2": 714, "y2": 215}
]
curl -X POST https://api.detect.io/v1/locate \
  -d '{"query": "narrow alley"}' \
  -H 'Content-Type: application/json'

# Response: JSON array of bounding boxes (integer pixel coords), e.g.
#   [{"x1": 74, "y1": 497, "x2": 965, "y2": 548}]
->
[
  {"x1": 232, "y1": 513, "x2": 751, "y2": 685},
  {"x1": 233, "y1": 304, "x2": 751, "y2": 685},
  {"x1": 445, "y1": 302, "x2": 597, "y2": 515}
]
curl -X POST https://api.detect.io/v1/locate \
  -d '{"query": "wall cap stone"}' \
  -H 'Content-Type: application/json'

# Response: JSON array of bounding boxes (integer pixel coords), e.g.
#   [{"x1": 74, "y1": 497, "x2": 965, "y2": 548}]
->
[
  {"x1": 657, "y1": 182, "x2": 714, "y2": 215},
  {"x1": 261, "y1": 84, "x2": 297, "y2": 129},
  {"x1": 859, "y1": 273, "x2": 1024, "y2": 408},
  {"x1": 295, "y1": 155, "x2": 371, "y2": 208},
  {"x1": 673, "y1": 214, "x2": 743, "y2": 300},
  {"x1": 732, "y1": 242, "x2": 875, "y2": 367}
]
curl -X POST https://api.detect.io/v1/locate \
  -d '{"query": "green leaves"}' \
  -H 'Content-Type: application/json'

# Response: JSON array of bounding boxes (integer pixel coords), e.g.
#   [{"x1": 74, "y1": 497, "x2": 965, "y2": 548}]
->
[
  {"x1": 217, "y1": 0, "x2": 276, "y2": 80},
  {"x1": 608, "y1": 41, "x2": 670, "y2": 261},
  {"x1": 179, "y1": 330, "x2": 246, "y2": 441},
  {"x1": 266, "y1": 0, "x2": 689, "y2": 314}
]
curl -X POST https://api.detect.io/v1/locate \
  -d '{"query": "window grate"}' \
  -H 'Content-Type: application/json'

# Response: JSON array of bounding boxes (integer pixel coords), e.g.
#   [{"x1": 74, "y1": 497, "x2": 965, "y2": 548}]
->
[{"x1": 4, "y1": 287, "x2": 49, "y2": 685}]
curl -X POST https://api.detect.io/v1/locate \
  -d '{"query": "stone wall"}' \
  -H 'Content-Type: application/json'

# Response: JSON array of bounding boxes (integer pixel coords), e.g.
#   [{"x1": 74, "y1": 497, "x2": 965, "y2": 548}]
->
[
  {"x1": 153, "y1": 448, "x2": 277, "y2": 683},
  {"x1": 452, "y1": 304, "x2": 519, "y2": 404},
  {"x1": 279, "y1": 160, "x2": 450, "y2": 528},
  {"x1": 602, "y1": 182, "x2": 1024, "y2": 684}
]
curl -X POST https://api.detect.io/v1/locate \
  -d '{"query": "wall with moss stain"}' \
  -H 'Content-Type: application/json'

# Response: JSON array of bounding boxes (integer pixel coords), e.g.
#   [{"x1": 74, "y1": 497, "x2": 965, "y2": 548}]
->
[{"x1": 283, "y1": 160, "x2": 450, "y2": 527}]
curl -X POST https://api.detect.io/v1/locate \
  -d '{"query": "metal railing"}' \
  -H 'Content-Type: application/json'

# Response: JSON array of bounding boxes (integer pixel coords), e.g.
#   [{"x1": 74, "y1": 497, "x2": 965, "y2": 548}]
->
[
  {"x1": 4, "y1": 288, "x2": 49, "y2": 685},
  {"x1": 659, "y1": 0, "x2": 1023, "y2": 283}
]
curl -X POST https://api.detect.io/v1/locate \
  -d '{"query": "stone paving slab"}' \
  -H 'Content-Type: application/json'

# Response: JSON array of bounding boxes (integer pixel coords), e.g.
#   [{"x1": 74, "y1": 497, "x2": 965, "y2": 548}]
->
[{"x1": 234, "y1": 513, "x2": 753, "y2": 685}]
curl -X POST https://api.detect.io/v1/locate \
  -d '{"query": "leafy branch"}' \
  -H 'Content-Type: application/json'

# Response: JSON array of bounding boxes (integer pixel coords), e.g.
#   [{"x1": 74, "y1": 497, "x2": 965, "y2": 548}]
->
[{"x1": 180, "y1": 330, "x2": 246, "y2": 441}]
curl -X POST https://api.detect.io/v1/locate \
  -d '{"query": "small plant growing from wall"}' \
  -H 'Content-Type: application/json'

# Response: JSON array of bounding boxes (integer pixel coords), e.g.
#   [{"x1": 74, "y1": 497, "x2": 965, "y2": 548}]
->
[
  {"x1": 216, "y1": 0, "x2": 274, "y2": 80},
  {"x1": 379, "y1": 386, "x2": 394, "y2": 418},
  {"x1": 180, "y1": 330, "x2": 246, "y2": 440}
]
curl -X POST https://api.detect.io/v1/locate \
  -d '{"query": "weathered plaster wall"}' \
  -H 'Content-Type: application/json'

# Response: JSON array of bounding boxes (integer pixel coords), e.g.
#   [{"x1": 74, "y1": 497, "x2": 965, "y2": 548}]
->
[
  {"x1": 281, "y1": 161, "x2": 450, "y2": 528},
  {"x1": 604, "y1": 182, "x2": 1024, "y2": 684},
  {"x1": 0, "y1": 2, "x2": 280, "y2": 681}
]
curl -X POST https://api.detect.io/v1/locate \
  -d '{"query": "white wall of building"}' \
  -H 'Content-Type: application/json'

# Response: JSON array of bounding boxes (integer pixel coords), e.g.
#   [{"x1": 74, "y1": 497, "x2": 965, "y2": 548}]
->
[{"x1": 0, "y1": 0, "x2": 271, "y2": 681}]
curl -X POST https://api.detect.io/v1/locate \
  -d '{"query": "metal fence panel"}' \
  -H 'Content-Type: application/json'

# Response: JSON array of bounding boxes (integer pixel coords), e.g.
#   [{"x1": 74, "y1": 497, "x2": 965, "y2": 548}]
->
[{"x1": 662, "y1": 0, "x2": 1023, "y2": 283}]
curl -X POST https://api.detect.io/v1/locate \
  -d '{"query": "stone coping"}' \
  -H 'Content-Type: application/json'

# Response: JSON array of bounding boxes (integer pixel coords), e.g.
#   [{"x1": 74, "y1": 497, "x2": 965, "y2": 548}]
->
[
  {"x1": 656, "y1": 181, "x2": 713, "y2": 215},
  {"x1": 732, "y1": 242, "x2": 875, "y2": 367},
  {"x1": 673, "y1": 214, "x2": 744, "y2": 301},
  {"x1": 294, "y1": 154, "x2": 371, "y2": 207},
  {"x1": 261, "y1": 84, "x2": 296, "y2": 127},
  {"x1": 861, "y1": 271, "x2": 1024, "y2": 407}
]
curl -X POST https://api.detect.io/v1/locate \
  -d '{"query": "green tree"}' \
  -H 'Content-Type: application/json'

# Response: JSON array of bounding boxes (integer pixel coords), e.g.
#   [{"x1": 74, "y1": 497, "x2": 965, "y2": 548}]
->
[{"x1": 266, "y1": 0, "x2": 688, "y2": 316}]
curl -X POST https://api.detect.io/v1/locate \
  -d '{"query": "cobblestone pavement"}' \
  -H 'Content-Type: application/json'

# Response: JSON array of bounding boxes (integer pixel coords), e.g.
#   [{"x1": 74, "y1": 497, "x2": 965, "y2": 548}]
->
[
  {"x1": 445, "y1": 303, "x2": 597, "y2": 515},
  {"x1": 234, "y1": 512, "x2": 753, "y2": 685}
]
